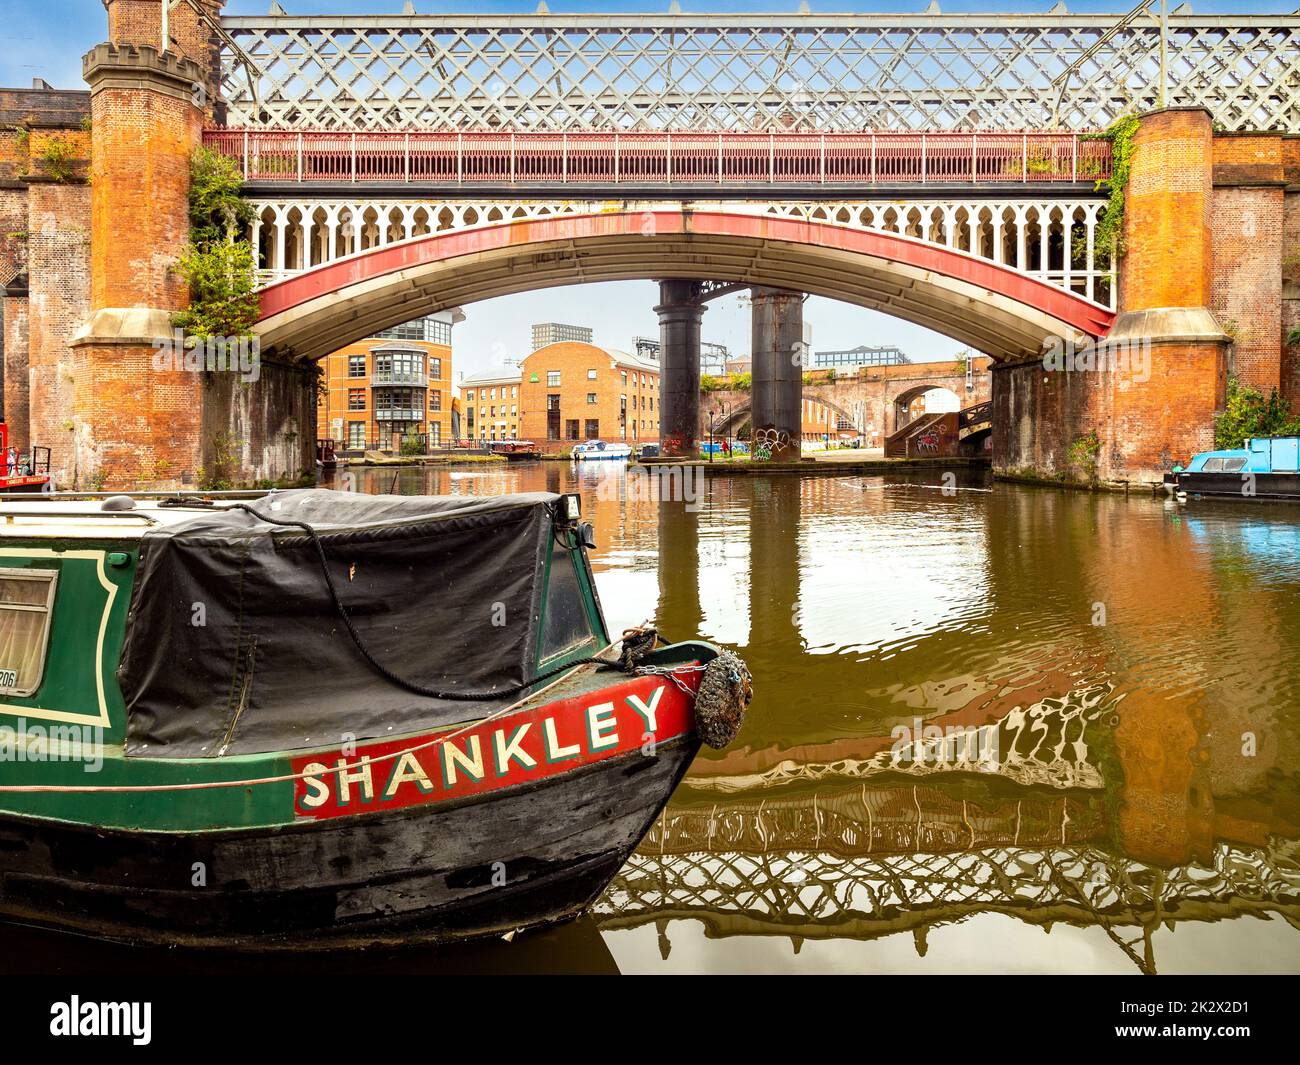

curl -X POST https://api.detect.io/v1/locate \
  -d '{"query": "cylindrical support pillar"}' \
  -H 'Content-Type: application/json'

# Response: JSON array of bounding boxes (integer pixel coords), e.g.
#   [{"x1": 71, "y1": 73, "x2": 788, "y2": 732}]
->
[
  {"x1": 750, "y1": 286, "x2": 804, "y2": 461},
  {"x1": 655, "y1": 279, "x2": 705, "y2": 457}
]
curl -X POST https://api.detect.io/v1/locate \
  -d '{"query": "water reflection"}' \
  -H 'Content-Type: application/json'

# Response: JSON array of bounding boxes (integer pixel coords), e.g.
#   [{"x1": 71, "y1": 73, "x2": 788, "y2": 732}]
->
[{"x1": 317, "y1": 461, "x2": 1300, "y2": 973}]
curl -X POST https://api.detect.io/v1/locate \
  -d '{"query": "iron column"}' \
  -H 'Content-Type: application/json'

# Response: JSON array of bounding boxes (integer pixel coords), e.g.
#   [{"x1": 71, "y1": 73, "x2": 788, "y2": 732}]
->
[
  {"x1": 750, "y1": 286, "x2": 804, "y2": 461},
  {"x1": 655, "y1": 280, "x2": 705, "y2": 457}
]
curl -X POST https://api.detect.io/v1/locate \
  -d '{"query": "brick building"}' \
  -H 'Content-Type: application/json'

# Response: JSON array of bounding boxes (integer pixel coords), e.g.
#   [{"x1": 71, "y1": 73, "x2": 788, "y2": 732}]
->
[
  {"x1": 518, "y1": 341, "x2": 661, "y2": 452},
  {"x1": 316, "y1": 311, "x2": 458, "y2": 452},
  {"x1": 460, "y1": 368, "x2": 522, "y2": 442}
]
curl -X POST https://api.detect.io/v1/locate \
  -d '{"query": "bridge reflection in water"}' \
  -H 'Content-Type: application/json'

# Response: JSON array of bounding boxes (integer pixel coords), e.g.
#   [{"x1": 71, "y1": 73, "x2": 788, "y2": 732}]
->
[
  {"x1": 596, "y1": 471, "x2": 1300, "y2": 974},
  {"x1": 327, "y1": 463, "x2": 1300, "y2": 973}
]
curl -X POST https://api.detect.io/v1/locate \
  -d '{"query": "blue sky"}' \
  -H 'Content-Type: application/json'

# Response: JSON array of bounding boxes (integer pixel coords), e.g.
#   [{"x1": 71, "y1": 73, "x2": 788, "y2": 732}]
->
[{"x1": 5, "y1": 1, "x2": 1289, "y2": 375}]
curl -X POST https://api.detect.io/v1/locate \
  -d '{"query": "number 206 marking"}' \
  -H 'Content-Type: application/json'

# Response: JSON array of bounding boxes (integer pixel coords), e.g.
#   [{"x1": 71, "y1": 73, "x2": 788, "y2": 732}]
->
[{"x1": 0, "y1": 669, "x2": 16, "y2": 688}]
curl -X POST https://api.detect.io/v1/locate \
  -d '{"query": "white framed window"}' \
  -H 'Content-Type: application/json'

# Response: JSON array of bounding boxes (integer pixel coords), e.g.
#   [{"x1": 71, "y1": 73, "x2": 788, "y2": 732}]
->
[{"x1": 0, "y1": 567, "x2": 59, "y2": 697}]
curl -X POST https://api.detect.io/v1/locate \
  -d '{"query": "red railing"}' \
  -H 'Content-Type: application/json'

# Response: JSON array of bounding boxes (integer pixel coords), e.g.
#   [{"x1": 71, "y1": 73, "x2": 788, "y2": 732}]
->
[{"x1": 204, "y1": 129, "x2": 1112, "y2": 186}]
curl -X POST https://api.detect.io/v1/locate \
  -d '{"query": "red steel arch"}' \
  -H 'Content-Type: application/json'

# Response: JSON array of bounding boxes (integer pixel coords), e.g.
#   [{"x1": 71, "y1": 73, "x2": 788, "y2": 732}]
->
[{"x1": 256, "y1": 208, "x2": 1115, "y2": 362}]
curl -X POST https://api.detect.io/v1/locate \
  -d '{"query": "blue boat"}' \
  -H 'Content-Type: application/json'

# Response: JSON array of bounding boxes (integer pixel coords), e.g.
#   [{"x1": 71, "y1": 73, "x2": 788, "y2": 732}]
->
[{"x1": 1167, "y1": 436, "x2": 1300, "y2": 500}]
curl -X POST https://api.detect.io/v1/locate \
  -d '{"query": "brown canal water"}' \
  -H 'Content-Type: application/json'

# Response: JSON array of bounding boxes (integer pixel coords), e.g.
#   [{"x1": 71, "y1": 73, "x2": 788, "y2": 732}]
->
[{"x1": 7, "y1": 461, "x2": 1300, "y2": 974}]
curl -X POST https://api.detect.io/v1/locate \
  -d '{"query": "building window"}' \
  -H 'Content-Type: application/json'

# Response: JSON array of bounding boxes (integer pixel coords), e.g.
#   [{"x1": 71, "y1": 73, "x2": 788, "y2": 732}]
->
[
  {"x1": 548, "y1": 371, "x2": 561, "y2": 387},
  {"x1": 429, "y1": 422, "x2": 441, "y2": 445},
  {"x1": 430, "y1": 357, "x2": 442, "y2": 379},
  {"x1": 587, "y1": 369, "x2": 598, "y2": 380},
  {"x1": 347, "y1": 421, "x2": 366, "y2": 448},
  {"x1": 373, "y1": 349, "x2": 424, "y2": 382},
  {"x1": 566, "y1": 419, "x2": 580, "y2": 440},
  {"x1": 466, "y1": 390, "x2": 475, "y2": 402},
  {"x1": 621, "y1": 371, "x2": 627, "y2": 386},
  {"x1": 430, "y1": 390, "x2": 442, "y2": 411},
  {"x1": 584, "y1": 419, "x2": 599, "y2": 439},
  {"x1": 0, "y1": 567, "x2": 59, "y2": 697},
  {"x1": 511, "y1": 405, "x2": 517, "y2": 416},
  {"x1": 587, "y1": 393, "x2": 597, "y2": 405},
  {"x1": 512, "y1": 386, "x2": 517, "y2": 398},
  {"x1": 348, "y1": 355, "x2": 366, "y2": 377},
  {"x1": 347, "y1": 388, "x2": 366, "y2": 411}
]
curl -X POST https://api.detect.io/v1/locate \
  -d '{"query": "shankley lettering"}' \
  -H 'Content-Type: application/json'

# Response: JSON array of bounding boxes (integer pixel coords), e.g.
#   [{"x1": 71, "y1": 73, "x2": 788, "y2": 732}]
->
[{"x1": 294, "y1": 684, "x2": 677, "y2": 818}]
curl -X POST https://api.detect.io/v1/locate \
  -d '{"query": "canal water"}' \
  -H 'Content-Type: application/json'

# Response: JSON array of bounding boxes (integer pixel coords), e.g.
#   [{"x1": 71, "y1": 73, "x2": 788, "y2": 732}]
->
[{"x1": 8, "y1": 461, "x2": 1299, "y2": 974}]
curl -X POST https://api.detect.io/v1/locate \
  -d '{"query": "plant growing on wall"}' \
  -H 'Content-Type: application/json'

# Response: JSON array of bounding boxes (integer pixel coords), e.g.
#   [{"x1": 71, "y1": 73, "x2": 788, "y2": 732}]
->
[
  {"x1": 1088, "y1": 113, "x2": 1140, "y2": 274},
  {"x1": 174, "y1": 146, "x2": 259, "y2": 339},
  {"x1": 38, "y1": 137, "x2": 76, "y2": 183},
  {"x1": 1066, "y1": 430, "x2": 1102, "y2": 481},
  {"x1": 1213, "y1": 377, "x2": 1300, "y2": 450}
]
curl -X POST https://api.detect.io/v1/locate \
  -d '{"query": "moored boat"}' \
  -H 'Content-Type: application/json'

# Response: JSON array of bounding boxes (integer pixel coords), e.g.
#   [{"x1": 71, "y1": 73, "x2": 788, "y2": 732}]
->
[
  {"x1": 0, "y1": 423, "x2": 51, "y2": 494},
  {"x1": 489, "y1": 440, "x2": 541, "y2": 460},
  {"x1": 1167, "y1": 436, "x2": 1300, "y2": 500},
  {"x1": 571, "y1": 440, "x2": 632, "y2": 461},
  {"x1": 0, "y1": 489, "x2": 751, "y2": 949}
]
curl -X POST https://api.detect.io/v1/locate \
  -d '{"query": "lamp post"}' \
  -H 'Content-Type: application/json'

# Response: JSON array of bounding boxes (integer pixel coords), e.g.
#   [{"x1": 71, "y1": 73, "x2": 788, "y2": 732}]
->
[{"x1": 707, "y1": 408, "x2": 717, "y2": 463}]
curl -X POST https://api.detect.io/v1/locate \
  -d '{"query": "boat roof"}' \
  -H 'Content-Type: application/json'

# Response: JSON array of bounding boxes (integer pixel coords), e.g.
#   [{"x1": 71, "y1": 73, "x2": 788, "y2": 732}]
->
[{"x1": 0, "y1": 489, "x2": 564, "y2": 540}]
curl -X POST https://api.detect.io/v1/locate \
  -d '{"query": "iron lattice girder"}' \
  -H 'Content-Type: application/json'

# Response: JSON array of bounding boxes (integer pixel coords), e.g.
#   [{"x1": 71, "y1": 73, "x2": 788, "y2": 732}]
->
[{"x1": 218, "y1": 12, "x2": 1300, "y2": 133}]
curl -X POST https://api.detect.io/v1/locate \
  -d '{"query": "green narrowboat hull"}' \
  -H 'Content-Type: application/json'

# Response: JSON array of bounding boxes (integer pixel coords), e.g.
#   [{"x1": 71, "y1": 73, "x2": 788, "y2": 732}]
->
[{"x1": 0, "y1": 491, "x2": 746, "y2": 948}]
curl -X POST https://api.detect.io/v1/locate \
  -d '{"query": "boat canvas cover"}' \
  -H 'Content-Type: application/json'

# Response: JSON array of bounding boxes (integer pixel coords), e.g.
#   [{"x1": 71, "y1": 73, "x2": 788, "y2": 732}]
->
[{"x1": 118, "y1": 490, "x2": 563, "y2": 758}]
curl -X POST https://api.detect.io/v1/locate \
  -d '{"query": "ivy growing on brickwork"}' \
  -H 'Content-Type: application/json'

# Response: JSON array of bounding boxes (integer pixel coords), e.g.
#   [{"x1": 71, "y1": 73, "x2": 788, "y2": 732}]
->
[
  {"x1": 1088, "y1": 113, "x2": 1141, "y2": 274},
  {"x1": 173, "y1": 145, "x2": 259, "y2": 339},
  {"x1": 1213, "y1": 378, "x2": 1300, "y2": 451}
]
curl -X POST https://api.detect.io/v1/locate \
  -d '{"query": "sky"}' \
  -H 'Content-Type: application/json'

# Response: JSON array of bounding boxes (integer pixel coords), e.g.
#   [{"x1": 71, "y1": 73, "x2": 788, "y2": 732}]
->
[{"x1": 5, "y1": 0, "x2": 1290, "y2": 380}]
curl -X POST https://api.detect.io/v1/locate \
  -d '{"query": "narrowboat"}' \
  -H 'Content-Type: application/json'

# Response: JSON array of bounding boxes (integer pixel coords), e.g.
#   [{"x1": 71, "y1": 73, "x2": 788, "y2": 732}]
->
[
  {"x1": 571, "y1": 440, "x2": 632, "y2": 462},
  {"x1": 1166, "y1": 436, "x2": 1300, "y2": 500},
  {"x1": 489, "y1": 440, "x2": 541, "y2": 461},
  {"x1": 315, "y1": 438, "x2": 339, "y2": 471},
  {"x1": 0, "y1": 423, "x2": 51, "y2": 493},
  {"x1": 0, "y1": 489, "x2": 751, "y2": 949}
]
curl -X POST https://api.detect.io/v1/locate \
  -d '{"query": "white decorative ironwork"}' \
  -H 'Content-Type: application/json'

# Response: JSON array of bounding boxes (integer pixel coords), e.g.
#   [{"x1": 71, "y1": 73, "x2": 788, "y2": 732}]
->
[
  {"x1": 247, "y1": 195, "x2": 1114, "y2": 308},
  {"x1": 219, "y1": 11, "x2": 1300, "y2": 133}
]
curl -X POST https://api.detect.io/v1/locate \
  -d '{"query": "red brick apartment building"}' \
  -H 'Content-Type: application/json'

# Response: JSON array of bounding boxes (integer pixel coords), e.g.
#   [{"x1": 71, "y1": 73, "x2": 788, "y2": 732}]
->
[
  {"x1": 317, "y1": 311, "x2": 459, "y2": 452},
  {"x1": 518, "y1": 341, "x2": 661, "y2": 452}
]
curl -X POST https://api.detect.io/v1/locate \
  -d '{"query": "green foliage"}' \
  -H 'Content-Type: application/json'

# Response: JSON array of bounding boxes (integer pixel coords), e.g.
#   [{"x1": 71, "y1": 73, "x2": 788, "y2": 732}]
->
[
  {"x1": 173, "y1": 241, "x2": 260, "y2": 339},
  {"x1": 1066, "y1": 430, "x2": 1101, "y2": 480},
  {"x1": 1213, "y1": 377, "x2": 1300, "y2": 450},
  {"x1": 198, "y1": 431, "x2": 241, "y2": 491},
  {"x1": 175, "y1": 146, "x2": 259, "y2": 340},
  {"x1": 39, "y1": 137, "x2": 76, "y2": 183},
  {"x1": 699, "y1": 373, "x2": 723, "y2": 393},
  {"x1": 399, "y1": 433, "x2": 425, "y2": 456},
  {"x1": 1089, "y1": 113, "x2": 1140, "y2": 272},
  {"x1": 731, "y1": 372, "x2": 752, "y2": 391},
  {"x1": 188, "y1": 145, "x2": 253, "y2": 245}
]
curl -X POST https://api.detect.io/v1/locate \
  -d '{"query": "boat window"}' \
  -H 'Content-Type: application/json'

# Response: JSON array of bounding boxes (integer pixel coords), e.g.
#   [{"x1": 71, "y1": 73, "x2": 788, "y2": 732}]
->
[
  {"x1": 0, "y1": 568, "x2": 59, "y2": 697},
  {"x1": 1222, "y1": 457, "x2": 1247, "y2": 472},
  {"x1": 1202, "y1": 458, "x2": 1224, "y2": 472},
  {"x1": 539, "y1": 548, "x2": 594, "y2": 661}
]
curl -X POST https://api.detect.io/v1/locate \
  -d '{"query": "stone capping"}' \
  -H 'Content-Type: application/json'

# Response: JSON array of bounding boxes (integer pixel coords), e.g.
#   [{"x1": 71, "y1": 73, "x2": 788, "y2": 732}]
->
[
  {"x1": 82, "y1": 42, "x2": 204, "y2": 100},
  {"x1": 1136, "y1": 105, "x2": 1215, "y2": 122},
  {"x1": 1099, "y1": 306, "x2": 1231, "y2": 347},
  {"x1": 71, "y1": 307, "x2": 179, "y2": 348}
]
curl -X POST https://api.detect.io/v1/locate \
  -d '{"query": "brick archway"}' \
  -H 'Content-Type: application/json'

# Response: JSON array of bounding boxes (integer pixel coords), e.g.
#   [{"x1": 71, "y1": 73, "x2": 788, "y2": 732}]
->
[{"x1": 256, "y1": 208, "x2": 1115, "y2": 363}]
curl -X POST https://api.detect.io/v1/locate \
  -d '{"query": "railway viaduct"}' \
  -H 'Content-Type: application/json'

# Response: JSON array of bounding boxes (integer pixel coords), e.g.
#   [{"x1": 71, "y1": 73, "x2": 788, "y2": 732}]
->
[{"x1": 1, "y1": 1, "x2": 1297, "y2": 489}]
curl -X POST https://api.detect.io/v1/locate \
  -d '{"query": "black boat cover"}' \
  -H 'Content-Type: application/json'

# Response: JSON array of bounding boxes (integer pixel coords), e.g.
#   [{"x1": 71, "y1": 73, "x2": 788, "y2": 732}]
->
[{"x1": 119, "y1": 490, "x2": 576, "y2": 758}]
